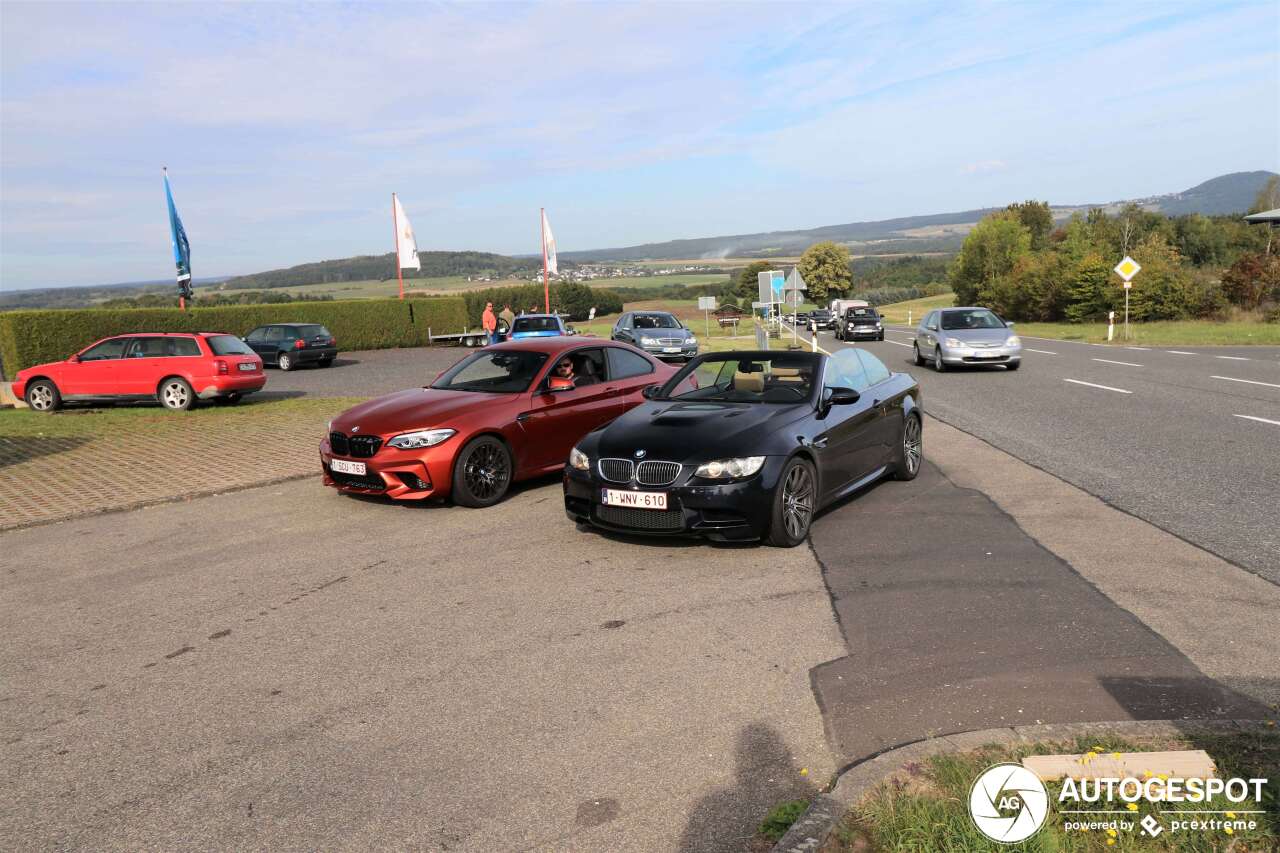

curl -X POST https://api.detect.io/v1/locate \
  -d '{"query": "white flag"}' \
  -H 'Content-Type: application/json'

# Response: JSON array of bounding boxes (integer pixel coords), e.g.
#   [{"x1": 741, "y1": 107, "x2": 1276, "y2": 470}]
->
[
  {"x1": 542, "y1": 209, "x2": 558, "y2": 275},
  {"x1": 393, "y1": 194, "x2": 421, "y2": 270}
]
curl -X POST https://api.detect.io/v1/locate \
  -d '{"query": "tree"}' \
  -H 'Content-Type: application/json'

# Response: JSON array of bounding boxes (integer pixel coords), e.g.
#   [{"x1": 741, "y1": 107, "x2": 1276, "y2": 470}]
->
[
  {"x1": 948, "y1": 213, "x2": 1031, "y2": 305},
  {"x1": 736, "y1": 261, "x2": 774, "y2": 301},
  {"x1": 1248, "y1": 175, "x2": 1280, "y2": 215},
  {"x1": 1127, "y1": 234, "x2": 1195, "y2": 321},
  {"x1": 1222, "y1": 253, "x2": 1280, "y2": 309},
  {"x1": 1064, "y1": 253, "x2": 1118, "y2": 323},
  {"x1": 796, "y1": 241, "x2": 852, "y2": 304},
  {"x1": 1005, "y1": 201, "x2": 1053, "y2": 251}
]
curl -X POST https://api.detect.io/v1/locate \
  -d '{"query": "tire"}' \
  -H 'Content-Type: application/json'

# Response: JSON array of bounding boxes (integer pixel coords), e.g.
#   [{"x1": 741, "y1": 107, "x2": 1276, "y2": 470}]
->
[
  {"x1": 766, "y1": 456, "x2": 817, "y2": 548},
  {"x1": 934, "y1": 347, "x2": 946, "y2": 372},
  {"x1": 277, "y1": 352, "x2": 294, "y2": 371},
  {"x1": 1006, "y1": 361, "x2": 1020, "y2": 371},
  {"x1": 878, "y1": 332, "x2": 885, "y2": 342},
  {"x1": 913, "y1": 343, "x2": 925, "y2": 366},
  {"x1": 215, "y1": 393, "x2": 242, "y2": 406},
  {"x1": 451, "y1": 435, "x2": 513, "y2": 508},
  {"x1": 893, "y1": 414, "x2": 922, "y2": 481},
  {"x1": 25, "y1": 379, "x2": 61, "y2": 412},
  {"x1": 158, "y1": 377, "x2": 195, "y2": 411}
]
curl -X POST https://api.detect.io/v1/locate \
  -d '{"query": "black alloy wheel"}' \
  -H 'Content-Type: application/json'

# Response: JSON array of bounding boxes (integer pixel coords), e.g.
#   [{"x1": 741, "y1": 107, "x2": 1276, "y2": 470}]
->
[
  {"x1": 767, "y1": 457, "x2": 816, "y2": 547},
  {"x1": 894, "y1": 414, "x2": 922, "y2": 481},
  {"x1": 451, "y1": 436, "x2": 513, "y2": 508}
]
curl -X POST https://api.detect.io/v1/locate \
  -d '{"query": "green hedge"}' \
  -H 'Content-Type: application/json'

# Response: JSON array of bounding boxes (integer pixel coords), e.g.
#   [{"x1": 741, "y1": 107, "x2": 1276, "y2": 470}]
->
[{"x1": 0, "y1": 296, "x2": 468, "y2": 377}]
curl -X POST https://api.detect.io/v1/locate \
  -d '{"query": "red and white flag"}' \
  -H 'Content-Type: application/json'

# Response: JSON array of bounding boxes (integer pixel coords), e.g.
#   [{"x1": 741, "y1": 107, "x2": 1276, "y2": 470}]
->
[
  {"x1": 393, "y1": 194, "x2": 421, "y2": 270},
  {"x1": 541, "y1": 209, "x2": 558, "y2": 275}
]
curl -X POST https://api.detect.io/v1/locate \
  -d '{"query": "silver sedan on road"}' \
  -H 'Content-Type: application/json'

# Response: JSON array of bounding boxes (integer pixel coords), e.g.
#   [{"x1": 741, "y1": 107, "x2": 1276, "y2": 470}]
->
[{"x1": 913, "y1": 307, "x2": 1022, "y2": 371}]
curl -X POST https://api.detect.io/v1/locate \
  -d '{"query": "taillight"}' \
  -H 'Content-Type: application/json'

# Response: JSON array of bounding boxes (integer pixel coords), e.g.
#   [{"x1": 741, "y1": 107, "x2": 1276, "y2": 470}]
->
[
  {"x1": 214, "y1": 359, "x2": 229, "y2": 375},
  {"x1": 294, "y1": 339, "x2": 305, "y2": 349},
  {"x1": 328, "y1": 337, "x2": 336, "y2": 346}
]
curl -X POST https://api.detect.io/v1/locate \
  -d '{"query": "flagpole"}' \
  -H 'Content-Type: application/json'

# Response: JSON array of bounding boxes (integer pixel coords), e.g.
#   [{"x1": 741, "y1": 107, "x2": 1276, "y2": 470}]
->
[
  {"x1": 541, "y1": 208, "x2": 549, "y2": 313},
  {"x1": 392, "y1": 193, "x2": 404, "y2": 300},
  {"x1": 165, "y1": 167, "x2": 187, "y2": 312}
]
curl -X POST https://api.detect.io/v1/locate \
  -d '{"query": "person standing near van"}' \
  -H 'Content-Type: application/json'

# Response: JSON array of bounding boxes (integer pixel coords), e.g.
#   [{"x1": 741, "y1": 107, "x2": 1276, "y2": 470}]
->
[{"x1": 482, "y1": 302, "x2": 499, "y2": 345}]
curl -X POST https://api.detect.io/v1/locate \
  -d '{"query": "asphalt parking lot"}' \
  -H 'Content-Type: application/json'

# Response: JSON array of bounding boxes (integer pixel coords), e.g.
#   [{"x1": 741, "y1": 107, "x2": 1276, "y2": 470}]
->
[
  {"x1": 259, "y1": 345, "x2": 464, "y2": 399},
  {"x1": 4, "y1": 340, "x2": 1279, "y2": 851}
]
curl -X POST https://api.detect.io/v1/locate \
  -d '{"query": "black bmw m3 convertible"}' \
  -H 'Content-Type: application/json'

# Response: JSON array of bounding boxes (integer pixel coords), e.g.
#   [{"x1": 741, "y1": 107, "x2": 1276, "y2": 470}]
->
[{"x1": 563, "y1": 348, "x2": 922, "y2": 547}]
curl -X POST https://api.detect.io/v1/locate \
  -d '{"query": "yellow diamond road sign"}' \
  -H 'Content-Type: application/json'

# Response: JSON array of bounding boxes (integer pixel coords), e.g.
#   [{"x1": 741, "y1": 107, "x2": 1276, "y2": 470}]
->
[{"x1": 1114, "y1": 256, "x2": 1141, "y2": 282}]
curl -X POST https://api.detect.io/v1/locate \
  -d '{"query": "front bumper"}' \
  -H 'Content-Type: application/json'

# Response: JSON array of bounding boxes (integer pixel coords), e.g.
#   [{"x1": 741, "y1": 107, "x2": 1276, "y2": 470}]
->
[
  {"x1": 940, "y1": 345, "x2": 1022, "y2": 365},
  {"x1": 637, "y1": 342, "x2": 698, "y2": 360},
  {"x1": 563, "y1": 458, "x2": 785, "y2": 542},
  {"x1": 843, "y1": 325, "x2": 882, "y2": 338},
  {"x1": 319, "y1": 436, "x2": 457, "y2": 501}
]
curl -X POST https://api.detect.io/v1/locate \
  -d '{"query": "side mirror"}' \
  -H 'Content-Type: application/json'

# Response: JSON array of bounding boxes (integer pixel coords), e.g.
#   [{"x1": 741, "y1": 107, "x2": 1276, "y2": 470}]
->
[
  {"x1": 641, "y1": 384, "x2": 662, "y2": 400},
  {"x1": 824, "y1": 386, "x2": 860, "y2": 406},
  {"x1": 1005, "y1": 321, "x2": 1015, "y2": 327},
  {"x1": 546, "y1": 376, "x2": 576, "y2": 393},
  {"x1": 68, "y1": 354, "x2": 80, "y2": 363}
]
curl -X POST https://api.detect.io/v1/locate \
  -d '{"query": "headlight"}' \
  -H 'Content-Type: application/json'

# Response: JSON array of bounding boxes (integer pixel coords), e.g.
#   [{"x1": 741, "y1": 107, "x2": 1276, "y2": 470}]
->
[
  {"x1": 686, "y1": 337, "x2": 697, "y2": 345},
  {"x1": 387, "y1": 428, "x2": 456, "y2": 450},
  {"x1": 694, "y1": 456, "x2": 766, "y2": 479},
  {"x1": 569, "y1": 446, "x2": 589, "y2": 471},
  {"x1": 875, "y1": 322, "x2": 882, "y2": 328},
  {"x1": 945, "y1": 337, "x2": 965, "y2": 348},
  {"x1": 640, "y1": 336, "x2": 659, "y2": 346},
  {"x1": 1006, "y1": 336, "x2": 1021, "y2": 346}
]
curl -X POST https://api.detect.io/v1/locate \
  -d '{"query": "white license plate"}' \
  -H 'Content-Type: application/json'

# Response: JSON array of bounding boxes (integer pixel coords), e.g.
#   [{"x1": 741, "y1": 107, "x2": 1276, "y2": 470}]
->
[
  {"x1": 663, "y1": 347, "x2": 682, "y2": 353},
  {"x1": 973, "y1": 352, "x2": 999, "y2": 358},
  {"x1": 602, "y1": 488, "x2": 667, "y2": 509},
  {"x1": 238, "y1": 362, "x2": 256, "y2": 372},
  {"x1": 331, "y1": 459, "x2": 366, "y2": 475}
]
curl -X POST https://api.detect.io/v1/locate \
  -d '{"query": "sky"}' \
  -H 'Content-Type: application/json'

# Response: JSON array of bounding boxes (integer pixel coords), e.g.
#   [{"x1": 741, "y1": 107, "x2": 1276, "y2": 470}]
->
[{"x1": 1, "y1": 0, "x2": 1277, "y2": 290}]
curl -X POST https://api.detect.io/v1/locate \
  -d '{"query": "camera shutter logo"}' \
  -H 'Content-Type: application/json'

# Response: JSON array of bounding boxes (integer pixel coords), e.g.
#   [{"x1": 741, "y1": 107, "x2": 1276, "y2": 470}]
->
[{"x1": 969, "y1": 763, "x2": 1049, "y2": 843}]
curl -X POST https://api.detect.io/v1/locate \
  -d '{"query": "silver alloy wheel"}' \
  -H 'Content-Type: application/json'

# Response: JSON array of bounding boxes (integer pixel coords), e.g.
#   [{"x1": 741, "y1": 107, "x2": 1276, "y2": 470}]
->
[
  {"x1": 278, "y1": 353, "x2": 293, "y2": 371},
  {"x1": 28, "y1": 384, "x2": 54, "y2": 411},
  {"x1": 781, "y1": 462, "x2": 814, "y2": 540},
  {"x1": 903, "y1": 416, "x2": 922, "y2": 475},
  {"x1": 934, "y1": 347, "x2": 944, "y2": 371},
  {"x1": 161, "y1": 380, "x2": 190, "y2": 409}
]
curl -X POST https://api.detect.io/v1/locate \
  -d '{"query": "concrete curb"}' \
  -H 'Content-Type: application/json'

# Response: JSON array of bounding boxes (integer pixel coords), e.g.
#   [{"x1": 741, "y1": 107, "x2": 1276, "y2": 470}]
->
[{"x1": 770, "y1": 718, "x2": 1275, "y2": 852}]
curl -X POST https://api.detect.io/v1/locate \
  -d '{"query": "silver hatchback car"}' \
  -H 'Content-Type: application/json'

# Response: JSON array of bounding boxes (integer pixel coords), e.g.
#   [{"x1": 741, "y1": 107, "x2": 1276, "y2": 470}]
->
[{"x1": 913, "y1": 307, "x2": 1022, "y2": 371}]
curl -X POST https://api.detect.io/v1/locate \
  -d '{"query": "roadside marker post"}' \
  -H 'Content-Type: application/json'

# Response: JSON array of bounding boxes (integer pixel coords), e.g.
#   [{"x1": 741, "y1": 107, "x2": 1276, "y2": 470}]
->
[
  {"x1": 908, "y1": 310, "x2": 912, "y2": 326},
  {"x1": 1107, "y1": 311, "x2": 1115, "y2": 342},
  {"x1": 1114, "y1": 256, "x2": 1141, "y2": 341}
]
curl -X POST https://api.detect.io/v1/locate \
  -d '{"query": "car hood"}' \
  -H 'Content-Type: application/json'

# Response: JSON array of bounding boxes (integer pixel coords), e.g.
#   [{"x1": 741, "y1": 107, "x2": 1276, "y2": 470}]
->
[
  {"x1": 633, "y1": 327, "x2": 693, "y2": 339},
  {"x1": 590, "y1": 400, "x2": 808, "y2": 462},
  {"x1": 330, "y1": 387, "x2": 516, "y2": 437},
  {"x1": 944, "y1": 328, "x2": 1013, "y2": 345}
]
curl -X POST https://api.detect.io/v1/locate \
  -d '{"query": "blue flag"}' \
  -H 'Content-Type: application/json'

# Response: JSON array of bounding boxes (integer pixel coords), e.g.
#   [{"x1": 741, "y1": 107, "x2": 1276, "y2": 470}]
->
[{"x1": 164, "y1": 170, "x2": 192, "y2": 297}]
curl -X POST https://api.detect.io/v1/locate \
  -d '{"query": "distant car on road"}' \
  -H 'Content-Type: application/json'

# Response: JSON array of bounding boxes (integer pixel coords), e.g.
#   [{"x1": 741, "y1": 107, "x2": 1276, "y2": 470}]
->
[
  {"x1": 835, "y1": 306, "x2": 884, "y2": 341},
  {"x1": 321, "y1": 337, "x2": 677, "y2": 506},
  {"x1": 509, "y1": 314, "x2": 572, "y2": 339},
  {"x1": 243, "y1": 323, "x2": 337, "y2": 371},
  {"x1": 611, "y1": 311, "x2": 698, "y2": 361},
  {"x1": 913, "y1": 307, "x2": 1022, "y2": 371},
  {"x1": 809, "y1": 309, "x2": 834, "y2": 330},
  {"x1": 564, "y1": 348, "x2": 922, "y2": 546},
  {"x1": 11, "y1": 332, "x2": 265, "y2": 412}
]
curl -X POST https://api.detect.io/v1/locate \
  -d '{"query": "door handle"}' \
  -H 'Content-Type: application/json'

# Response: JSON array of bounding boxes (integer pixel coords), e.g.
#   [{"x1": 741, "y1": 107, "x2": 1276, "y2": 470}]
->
[{"x1": 516, "y1": 412, "x2": 530, "y2": 423}]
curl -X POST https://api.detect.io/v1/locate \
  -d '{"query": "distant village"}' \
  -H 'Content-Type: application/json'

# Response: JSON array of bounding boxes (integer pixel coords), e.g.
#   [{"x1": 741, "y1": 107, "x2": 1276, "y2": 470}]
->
[{"x1": 464, "y1": 263, "x2": 727, "y2": 285}]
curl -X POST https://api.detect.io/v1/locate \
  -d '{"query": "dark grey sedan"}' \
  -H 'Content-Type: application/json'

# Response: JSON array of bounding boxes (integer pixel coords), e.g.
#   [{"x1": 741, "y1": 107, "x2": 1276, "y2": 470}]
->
[{"x1": 611, "y1": 311, "x2": 699, "y2": 361}]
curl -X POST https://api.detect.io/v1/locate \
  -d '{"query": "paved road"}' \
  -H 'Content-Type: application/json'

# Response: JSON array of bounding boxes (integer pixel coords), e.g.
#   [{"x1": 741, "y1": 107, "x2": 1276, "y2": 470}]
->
[
  {"x1": 800, "y1": 325, "x2": 1280, "y2": 584},
  {"x1": 0, "y1": 477, "x2": 842, "y2": 852}
]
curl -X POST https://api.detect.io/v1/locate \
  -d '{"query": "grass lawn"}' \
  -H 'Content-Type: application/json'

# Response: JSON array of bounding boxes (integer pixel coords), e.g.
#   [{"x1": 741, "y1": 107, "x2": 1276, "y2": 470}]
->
[
  {"x1": 874, "y1": 292, "x2": 956, "y2": 324},
  {"x1": 1012, "y1": 320, "x2": 1280, "y2": 346},
  {"x1": 0, "y1": 395, "x2": 366, "y2": 438},
  {"x1": 829, "y1": 729, "x2": 1280, "y2": 851}
]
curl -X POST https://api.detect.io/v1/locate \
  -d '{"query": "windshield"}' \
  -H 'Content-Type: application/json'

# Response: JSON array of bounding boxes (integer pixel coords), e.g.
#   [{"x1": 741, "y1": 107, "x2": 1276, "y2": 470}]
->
[
  {"x1": 297, "y1": 325, "x2": 332, "y2": 338},
  {"x1": 941, "y1": 309, "x2": 1005, "y2": 330},
  {"x1": 512, "y1": 317, "x2": 559, "y2": 333},
  {"x1": 811, "y1": 309, "x2": 831, "y2": 317},
  {"x1": 431, "y1": 350, "x2": 549, "y2": 393},
  {"x1": 207, "y1": 335, "x2": 254, "y2": 355},
  {"x1": 847, "y1": 308, "x2": 878, "y2": 321},
  {"x1": 633, "y1": 314, "x2": 680, "y2": 329},
  {"x1": 662, "y1": 354, "x2": 817, "y2": 404}
]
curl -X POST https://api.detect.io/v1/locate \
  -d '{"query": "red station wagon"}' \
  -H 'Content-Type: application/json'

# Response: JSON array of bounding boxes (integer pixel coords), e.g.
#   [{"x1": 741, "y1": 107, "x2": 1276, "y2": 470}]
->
[
  {"x1": 321, "y1": 337, "x2": 676, "y2": 506},
  {"x1": 11, "y1": 332, "x2": 266, "y2": 412}
]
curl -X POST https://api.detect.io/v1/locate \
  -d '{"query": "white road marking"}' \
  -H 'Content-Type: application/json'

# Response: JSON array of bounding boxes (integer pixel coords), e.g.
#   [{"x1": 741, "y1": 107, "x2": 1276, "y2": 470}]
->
[
  {"x1": 883, "y1": 340, "x2": 912, "y2": 348},
  {"x1": 1216, "y1": 355, "x2": 1250, "y2": 361},
  {"x1": 1212, "y1": 375, "x2": 1280, "y2": 390},
  {"x1": 1092, "y1": 358, "x2": 1143, "y2": 367},
  {"x1": 1234, "y1": 414, "x2": 1280, "y2": 427},
  {"x1": 1166, "y1": 350, "x2": 1196, "y2": 355},
  {"x1": 1025, "y1": 348, "x2": 1057, "y2": 355},
  {"x1": 1064, "y1": 378, "x2": 1132, "y2": 394},
  {"x1": 1124, "y1": 346, "x2": 1149, "y2": 351}
]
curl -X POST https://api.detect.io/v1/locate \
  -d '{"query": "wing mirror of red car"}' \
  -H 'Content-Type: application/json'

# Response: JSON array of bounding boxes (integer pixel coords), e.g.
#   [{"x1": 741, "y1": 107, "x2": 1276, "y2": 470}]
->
[
  {"x1": 68, "y1": 354, "x2": 80, "y2": 363},
  {"x1": 546, "y1": 376, "x2": 576, "y2": 393}
]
